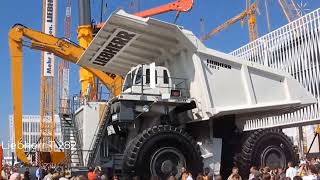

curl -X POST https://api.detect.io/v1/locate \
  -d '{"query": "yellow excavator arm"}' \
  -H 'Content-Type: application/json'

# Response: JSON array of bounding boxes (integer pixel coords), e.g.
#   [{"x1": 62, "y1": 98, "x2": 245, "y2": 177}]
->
[
  {"x1": 8, "y1": 24, "x2": 123, "y2": 164},
  {"x1": 9, "y1": 0, "x2": 195, "y2": 164},
  {"x1": 9, "y1": 24, "x2": 123, "y2": 93}
]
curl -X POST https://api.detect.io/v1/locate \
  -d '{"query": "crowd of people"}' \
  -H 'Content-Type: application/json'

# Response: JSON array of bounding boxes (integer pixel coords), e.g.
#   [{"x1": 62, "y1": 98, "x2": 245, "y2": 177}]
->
[
  {"x1": 2, "y1": 158, "x2": 320, "y2": 180},
  {"x1": 227, "y1": 158, "x2": 320, "y2": 180},
  {"x1": 245, "y1": 158, "x2": 320, "y2": 180},
  {"x1": 1, "y1": 164, "x2": 31, "y2": 180}
]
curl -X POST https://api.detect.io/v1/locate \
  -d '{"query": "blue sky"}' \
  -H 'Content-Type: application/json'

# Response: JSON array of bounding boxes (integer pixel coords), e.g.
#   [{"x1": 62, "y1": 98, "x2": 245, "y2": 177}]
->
[{"x1": 0, "y1": 0, "x2": 319, "y2": 142}]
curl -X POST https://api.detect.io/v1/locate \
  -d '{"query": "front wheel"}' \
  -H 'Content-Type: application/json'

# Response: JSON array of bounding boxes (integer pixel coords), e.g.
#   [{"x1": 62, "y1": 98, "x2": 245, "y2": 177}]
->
[
  {"x1": 122, "y1": 125, "x2": 203, "y2": 179},
  {"x1": 234, "y1": 129, "x2": 296, "y2": 178}
]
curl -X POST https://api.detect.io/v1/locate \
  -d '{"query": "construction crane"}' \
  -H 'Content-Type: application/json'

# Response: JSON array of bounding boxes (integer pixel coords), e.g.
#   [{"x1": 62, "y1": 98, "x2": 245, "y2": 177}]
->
[
  {"x1": 37, "y1": 0, "x2": 62, "y2": 165},
  {"x1": 58, "y1": 0, "x2": 71, "y2": 114},
  {"x1": 263, "y1": 0, "x2": 304, "y2": 33},
  {"x1": 8, "y1": 24, "x2": 124, "y2": 164},
  {"x1": 201, "y1": 1, "x2": 258, "y2": 42},
  {"x1": 278, "y1": 0, "x2": 300, "y2": 22},
  {"x1": 8, "y1": 0, "x2": 194, "y2": 165}
]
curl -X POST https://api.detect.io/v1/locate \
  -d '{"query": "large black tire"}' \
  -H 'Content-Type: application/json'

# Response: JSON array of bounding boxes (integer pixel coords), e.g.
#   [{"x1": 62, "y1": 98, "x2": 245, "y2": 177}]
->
[
  {"x1": 122, "y1": 125, "x2": 203, "y2": 179},
  {"x1": 234, "y1": 129, "x2": 296, "y2": 178}
]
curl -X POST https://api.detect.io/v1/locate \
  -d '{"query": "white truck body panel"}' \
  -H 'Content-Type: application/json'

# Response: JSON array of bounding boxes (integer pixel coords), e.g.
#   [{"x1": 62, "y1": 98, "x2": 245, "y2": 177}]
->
[
  {"x1": 78, "y1": 10, "x2": 315, "y2": 121},
  {"x1": 74, "y1": 102, "x2": 107, "y2": 165}
]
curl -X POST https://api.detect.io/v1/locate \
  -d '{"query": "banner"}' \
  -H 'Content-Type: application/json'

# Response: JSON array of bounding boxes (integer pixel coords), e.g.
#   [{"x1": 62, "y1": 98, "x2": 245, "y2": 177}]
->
[{"x1": 43, "y1": 0, "x2": 57, "y2": 77}]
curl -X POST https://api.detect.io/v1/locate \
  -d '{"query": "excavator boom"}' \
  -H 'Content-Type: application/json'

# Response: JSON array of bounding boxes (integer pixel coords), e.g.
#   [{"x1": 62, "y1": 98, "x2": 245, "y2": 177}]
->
[
  {"x1": 95, "y1": 0, "x2": 194, "y2": 29},
  {"x1": 9, "y1": 0, "x2": 194, "y2": 164},
  {"x1": 8, "y1": 25, "x2": 123, "y2": 164},
  {"x1": 135, "y1": 0, "x2": 193, "y2": 17}
]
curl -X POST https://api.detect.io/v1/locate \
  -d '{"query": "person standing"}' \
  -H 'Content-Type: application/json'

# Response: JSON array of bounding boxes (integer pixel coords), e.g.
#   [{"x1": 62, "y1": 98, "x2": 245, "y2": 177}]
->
[
  {"x1": 302, "y1": 165, "x2": 318, "y2": 180},
  {"x1": 228, "y1": 167, "x2": 242, "y2": 180},
  {"x1": 1, "y1": 164, "x2": 8, "y2": 180},
  {"x1": 286, "y1": 161, "x2": 298, "y2": 179},
  {"x1": 94, "y1": 166, "x2": 102, "y2": 180},
  {"x1": 249, "y1": 166, "x2": 258, "y2": 180},
  {"x1": 43, "y1": 168, "x2": 54, "y2": 180},
  {"x1": 203, "y1": 167, "x2": 210, "y2": 180},
  {"x1": 9, "y1": 168, "x2": 21, "y2": 180},
  {"x1": 168, "y1": 175, "x2": 177, "y2": 180},
  {"x1": 231, "y1": 174, "x2": 242, "y2": 180},
  {"x1": 186, "y1": 172, "x2": 193, "y2": 180},
  {"x1": 277, "y1": 168, "x2": 286, "y2": 180},
  {"x1": 178, "y1": 167, "x2": 188, "y2": 180},
  {"x1": 87, "y1": 167, "x2": 97, "y2": 180},
  {"x1": 23, "y1": 168, "x2": 31, "y2": 180},
  {"x1": 36, "y1": 166, "x2": 42, "y2": 180}
]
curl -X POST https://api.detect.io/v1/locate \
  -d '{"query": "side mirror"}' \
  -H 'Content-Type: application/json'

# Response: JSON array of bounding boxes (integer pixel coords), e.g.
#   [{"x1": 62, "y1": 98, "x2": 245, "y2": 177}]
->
[{"x1": 150, "y1": 62, "x2": 156, "y2": 88}]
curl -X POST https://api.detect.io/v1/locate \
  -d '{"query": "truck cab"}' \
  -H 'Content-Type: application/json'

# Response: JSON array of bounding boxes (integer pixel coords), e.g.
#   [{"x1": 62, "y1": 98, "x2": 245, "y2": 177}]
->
[{"x1": 122, "y1": 64, "x2": 186, "y2": 99}]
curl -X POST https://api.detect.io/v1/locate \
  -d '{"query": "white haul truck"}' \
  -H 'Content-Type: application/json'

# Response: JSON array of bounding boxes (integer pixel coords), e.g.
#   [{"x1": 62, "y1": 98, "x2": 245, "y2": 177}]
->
[{"x1": 77, "y1": 10, "x2": 316, "y2": 179}]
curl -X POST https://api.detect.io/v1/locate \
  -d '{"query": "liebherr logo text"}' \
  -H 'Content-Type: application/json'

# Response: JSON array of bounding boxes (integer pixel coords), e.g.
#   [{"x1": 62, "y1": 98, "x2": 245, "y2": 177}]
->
[
  {"x1": 206, "y1": 59, "x2": 231, "y2": 70},
  {"x1": 46, "y1": 0, "x2": 54, "y2": 23},
  {"x1": 43, "y1": 0, "x2": 56, "y2": 77},
  {"x1": 93, "y1": 30, "x2": 136, "y2": 66}
]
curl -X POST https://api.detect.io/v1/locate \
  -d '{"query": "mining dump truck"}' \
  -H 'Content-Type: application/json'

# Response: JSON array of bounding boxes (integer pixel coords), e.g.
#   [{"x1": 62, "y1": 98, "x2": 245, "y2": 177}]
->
[{"x1": 76, "y1": 10, "x2": 316, "y2": 179}]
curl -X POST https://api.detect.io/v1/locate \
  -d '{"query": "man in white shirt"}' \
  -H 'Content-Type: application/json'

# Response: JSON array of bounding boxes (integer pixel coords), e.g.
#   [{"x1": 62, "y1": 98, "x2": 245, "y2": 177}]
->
[{"x1": 286, "y1": 161, "x2": 297, "y2": 179}]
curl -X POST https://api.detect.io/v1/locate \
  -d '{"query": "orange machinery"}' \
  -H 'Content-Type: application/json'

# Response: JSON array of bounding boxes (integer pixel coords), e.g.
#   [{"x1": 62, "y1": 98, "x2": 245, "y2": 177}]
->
[{"x1": 8, "y1": 0, "x2": 193, "y2": 165}]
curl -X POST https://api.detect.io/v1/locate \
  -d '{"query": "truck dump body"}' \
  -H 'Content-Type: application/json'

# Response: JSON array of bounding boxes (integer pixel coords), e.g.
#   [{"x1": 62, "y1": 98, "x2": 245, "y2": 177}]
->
[{"x1": 78, "y1": 10, "x2": 315, "y2": 121}]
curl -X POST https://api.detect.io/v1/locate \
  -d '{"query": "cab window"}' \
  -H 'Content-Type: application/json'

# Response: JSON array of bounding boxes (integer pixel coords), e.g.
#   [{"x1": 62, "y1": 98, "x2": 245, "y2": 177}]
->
[
  {"x1": 145, "y1": 69, "x2": 157, "y2": 84},
  {"x1": 135, "y1": 67, "x2": 142, "y2": 84},
  {"x1": 146, "y1": 69, "x2": 150, "y2": 84},
  {"x1": 123, "y1": 72, "x2": 133, "y2": 91},
  {"x1": 163, "y1": 70, "x2": 169, "y2": 84}
]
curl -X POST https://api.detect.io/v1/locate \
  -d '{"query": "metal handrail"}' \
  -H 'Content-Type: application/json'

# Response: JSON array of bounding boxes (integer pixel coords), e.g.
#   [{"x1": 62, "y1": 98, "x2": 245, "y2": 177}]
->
[{"x1": 122, "y1": 74, "x2": 190, "y2": 98}]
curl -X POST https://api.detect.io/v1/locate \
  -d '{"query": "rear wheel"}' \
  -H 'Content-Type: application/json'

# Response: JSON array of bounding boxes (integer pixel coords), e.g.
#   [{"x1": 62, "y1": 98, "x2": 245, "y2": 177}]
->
[
  {"x1": 234, "y1": 129, "x2": 296, "y2": 178},
  {"x1": 122, "y1": 125, "x2": 203, "y2": 179}
]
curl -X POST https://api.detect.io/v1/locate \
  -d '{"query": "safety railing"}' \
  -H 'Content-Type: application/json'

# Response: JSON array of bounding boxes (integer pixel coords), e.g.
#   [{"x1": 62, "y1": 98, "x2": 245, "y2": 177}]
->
[
  {"x1": 121, "y1": 75, "x2": 190, "y2": 98},
  {"x1": 58, "y1": 98, "x2": 72, "y2": 115}
]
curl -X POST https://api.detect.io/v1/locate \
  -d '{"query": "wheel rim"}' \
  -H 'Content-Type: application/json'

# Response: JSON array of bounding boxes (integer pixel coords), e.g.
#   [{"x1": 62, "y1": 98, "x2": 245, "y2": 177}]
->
[
  {"x1": 150, "y1": 147, "x2": 186, "y2": 178},
  {"x1": 260, "y1": 145, "x2": 286, "y2": 169}
]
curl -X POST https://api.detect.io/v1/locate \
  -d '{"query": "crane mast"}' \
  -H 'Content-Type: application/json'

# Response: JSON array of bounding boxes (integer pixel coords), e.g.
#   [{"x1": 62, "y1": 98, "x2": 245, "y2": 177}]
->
[
  {"x1": 58, "y1": 0, "x2": 71, "y2": 114},
  {"x1": 278, "y1": 0, "x2": 300, "y2": 22},
  {"x1": 38, "y1": 0, "x2": 57, "y2": 164}
]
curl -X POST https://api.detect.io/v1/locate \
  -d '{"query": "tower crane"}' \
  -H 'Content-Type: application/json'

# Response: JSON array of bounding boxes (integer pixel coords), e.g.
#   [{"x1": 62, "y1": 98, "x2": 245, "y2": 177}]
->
[
  {"x1": 201, "y1": 1, "x2": 258, "y2": 42},
  {"x1": 38, "y1": 0, "x2": 59, "y2": 165},
  {"x1": 58, "y1": 0, "x2": 72, "y2": 114},
  {"x1": 8, "y1": 0, "x2": 194, "y2": 165},
  {"x1": 278, "y1": 0, "x2": 300, "y2": 22}
]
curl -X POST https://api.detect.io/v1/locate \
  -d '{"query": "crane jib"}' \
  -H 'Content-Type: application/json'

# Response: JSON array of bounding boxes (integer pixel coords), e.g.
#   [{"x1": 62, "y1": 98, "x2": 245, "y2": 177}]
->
[{"x1": 92, "y1": 29, "x2": 137, "y2": 67}]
